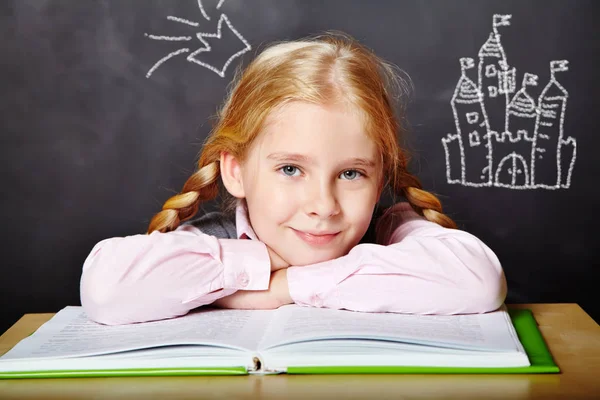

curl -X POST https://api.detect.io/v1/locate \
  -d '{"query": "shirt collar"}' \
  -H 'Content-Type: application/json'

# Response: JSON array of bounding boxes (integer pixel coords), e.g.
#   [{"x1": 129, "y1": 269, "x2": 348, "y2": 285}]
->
[{"x1": 235, "y1": 199, "x2": 259, "y2": 241}]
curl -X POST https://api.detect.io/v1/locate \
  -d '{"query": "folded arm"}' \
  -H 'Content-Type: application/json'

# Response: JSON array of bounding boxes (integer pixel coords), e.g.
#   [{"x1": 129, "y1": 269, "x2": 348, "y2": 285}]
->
[
  {"x1": 80, "y1": 225, "x2": 271, "y2": 325},
  {"x1": 286, "y1": 203, "x2": 507, "y2": 314}
]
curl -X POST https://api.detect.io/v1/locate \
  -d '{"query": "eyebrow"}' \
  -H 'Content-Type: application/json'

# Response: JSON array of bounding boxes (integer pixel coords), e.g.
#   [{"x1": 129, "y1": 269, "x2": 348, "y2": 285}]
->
[{"x1": 266, "y1": 152, "x2": 377, "y2": 168}]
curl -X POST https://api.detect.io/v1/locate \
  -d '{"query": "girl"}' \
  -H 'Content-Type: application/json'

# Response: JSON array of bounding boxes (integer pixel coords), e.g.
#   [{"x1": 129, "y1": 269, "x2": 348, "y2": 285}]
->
[{"x1": 80, "y1": 33, "x2": 506, "y2": 325}]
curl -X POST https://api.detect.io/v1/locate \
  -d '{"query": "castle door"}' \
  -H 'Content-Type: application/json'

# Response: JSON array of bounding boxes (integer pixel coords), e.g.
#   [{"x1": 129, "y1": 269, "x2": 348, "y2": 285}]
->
[{"x1": 495, "y1": 152, "x2": 530, "y2": 187}]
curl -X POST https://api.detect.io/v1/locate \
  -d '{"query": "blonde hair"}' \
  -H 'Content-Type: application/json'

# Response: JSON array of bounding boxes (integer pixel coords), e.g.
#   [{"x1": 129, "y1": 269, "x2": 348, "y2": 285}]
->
[{"x1": 147, "y1": 32, "x2": 456, "y2": 234}]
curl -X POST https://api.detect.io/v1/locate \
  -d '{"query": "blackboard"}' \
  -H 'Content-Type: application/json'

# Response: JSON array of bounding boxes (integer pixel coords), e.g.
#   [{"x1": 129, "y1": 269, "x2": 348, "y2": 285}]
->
[{"x1": 1, "y1": 0, "x2": 598, "y2": 334}]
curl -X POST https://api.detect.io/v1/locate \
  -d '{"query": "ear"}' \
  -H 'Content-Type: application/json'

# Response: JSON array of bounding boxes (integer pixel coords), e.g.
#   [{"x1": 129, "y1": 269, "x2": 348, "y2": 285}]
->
[{"x1": 220, "y1": 151, "x2": 246, "y2": 198}]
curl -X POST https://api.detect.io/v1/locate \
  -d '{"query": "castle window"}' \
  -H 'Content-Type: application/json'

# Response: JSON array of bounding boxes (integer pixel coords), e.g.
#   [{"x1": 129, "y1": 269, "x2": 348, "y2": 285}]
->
[
  {"x1": 469, "y1": 130, "x2": 481, "y2": 147},
  {"x1": 466, "y1": 112, "x2": 479, "y2": 124},
  {"x1": 499, "y1": 68, "x2": 516, "y2": 94},
  {"x1": 488, "y1": 86, "x2": 498, "y2": 97},
  {"x1": 485, "y1": 64, "x2": 497, "y2": 77}
]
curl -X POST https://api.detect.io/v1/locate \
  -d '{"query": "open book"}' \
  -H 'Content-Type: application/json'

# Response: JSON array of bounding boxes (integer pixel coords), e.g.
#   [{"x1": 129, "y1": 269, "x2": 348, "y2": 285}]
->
[{"x1": 0, "y1": 305, "x2": 558, "y2": 378}]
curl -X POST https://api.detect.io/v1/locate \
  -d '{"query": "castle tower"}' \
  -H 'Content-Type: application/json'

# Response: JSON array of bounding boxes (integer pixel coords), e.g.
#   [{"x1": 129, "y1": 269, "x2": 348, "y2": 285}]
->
[
  {"x1": 531, "y1": 60, "x2": 569, "y2": 188},
  {"x1": 507, "y1": 73, "x2": 539, "y2": 139},
  {"x1": 493, "y1": 72, "x2": 539, "y2": 187},
  {"x1": 478, "y1": 14, "x2": 515, "y2": 136},
  {"x1": 451, "y1": 57, "x2": 492, "y2": 185}
]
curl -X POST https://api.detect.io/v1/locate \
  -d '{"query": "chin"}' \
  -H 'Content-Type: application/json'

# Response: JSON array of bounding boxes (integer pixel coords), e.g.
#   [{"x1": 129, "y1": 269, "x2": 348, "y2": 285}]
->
[{"x1": 287, "y1": 251, "x2": 346, "y2": 267}]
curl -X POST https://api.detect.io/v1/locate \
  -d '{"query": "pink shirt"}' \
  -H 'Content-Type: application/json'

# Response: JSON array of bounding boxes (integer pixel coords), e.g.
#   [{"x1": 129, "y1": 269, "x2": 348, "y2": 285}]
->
[{"x1": 80, "y1": 202, "x2": 506, "y2": 325}]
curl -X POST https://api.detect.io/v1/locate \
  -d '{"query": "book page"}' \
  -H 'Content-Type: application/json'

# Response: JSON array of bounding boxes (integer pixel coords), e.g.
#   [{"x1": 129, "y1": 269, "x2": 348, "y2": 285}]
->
[
  {"x1": 1, "y1": 306, "x2": 274, "y2": 360},
  {"x1": 259, "y1": 305, "x2": 524, "y2": 353}
]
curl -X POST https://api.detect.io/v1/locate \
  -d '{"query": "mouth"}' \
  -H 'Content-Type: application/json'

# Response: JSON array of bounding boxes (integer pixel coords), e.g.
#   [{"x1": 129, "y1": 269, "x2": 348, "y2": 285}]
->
[{"x1": 292, "y1": 228, "x2": 340, "y2": 246}]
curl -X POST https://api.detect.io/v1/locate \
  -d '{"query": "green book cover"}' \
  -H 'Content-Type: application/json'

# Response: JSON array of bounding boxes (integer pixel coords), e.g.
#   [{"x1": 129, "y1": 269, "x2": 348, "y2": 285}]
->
[
  {"x1": 288, "y1": 309, "x2": 560, "y2": 374},
  {"x1": 0, "y1": 309, "x2": 559, "y2": 378}
]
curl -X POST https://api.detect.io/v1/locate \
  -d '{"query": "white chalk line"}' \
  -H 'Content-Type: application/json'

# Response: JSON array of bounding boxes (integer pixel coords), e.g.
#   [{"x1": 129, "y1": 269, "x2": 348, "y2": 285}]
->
[
  {"x1": 145, "y1": 34, "x2": 193, "y2": 41},
  {"x1": 198, "y1": 0, "x2": 211, "y2": 20},
  {"x1": 146, "y1": 48, "x2": 191, "y2": 78},
  {"x1": 167, "y1": 16, "x2": 200, "y2": 27}
]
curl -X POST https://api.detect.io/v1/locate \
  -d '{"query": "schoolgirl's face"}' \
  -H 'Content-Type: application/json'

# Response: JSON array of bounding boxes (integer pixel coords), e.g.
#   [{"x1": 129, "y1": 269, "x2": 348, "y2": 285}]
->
[{"x1": 238, "y1": 101, "x2": 382, "y2": 266}]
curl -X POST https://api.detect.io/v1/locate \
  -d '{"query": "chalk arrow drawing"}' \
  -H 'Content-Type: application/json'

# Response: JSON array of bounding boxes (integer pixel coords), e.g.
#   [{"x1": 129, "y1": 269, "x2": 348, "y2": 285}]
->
[
  {"x1": 442, "y1": 14, "x2": 576, "y2": 190},
  {"x1": 145, "y1": 0, "x2": 251, "y2": 79}
]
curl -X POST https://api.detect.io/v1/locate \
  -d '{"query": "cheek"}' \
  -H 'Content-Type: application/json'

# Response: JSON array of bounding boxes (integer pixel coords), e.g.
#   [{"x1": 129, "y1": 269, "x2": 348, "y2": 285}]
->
[
  {"x1": 250, "y1": 178, "x2": 299, "y2": 228},
  {"x1": 341, "y1": 191, "x2": 378, "y2": 229},
  {"x1": 350, "y1": 204, "x2": 376, "y2": 231}
]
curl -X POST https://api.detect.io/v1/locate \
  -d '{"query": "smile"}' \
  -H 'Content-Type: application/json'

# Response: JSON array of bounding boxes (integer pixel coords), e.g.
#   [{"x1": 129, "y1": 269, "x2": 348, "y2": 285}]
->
[{"x1": 292, "y1": 229, "x2": 340, "y2": 246}]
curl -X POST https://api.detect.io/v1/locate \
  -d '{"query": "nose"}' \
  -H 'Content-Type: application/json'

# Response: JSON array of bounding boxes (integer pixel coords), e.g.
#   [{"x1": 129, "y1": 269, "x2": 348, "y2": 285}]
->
[{"x1": 304, "y1": 180, "x2": 340, "y2": 219}]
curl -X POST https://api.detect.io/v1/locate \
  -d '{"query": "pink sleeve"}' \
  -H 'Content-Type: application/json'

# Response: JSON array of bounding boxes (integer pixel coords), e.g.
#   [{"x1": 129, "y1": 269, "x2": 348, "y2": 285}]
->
[
  {"x1": 286, "y1": 203, "x2": 507, "y2": 315},
  {"x1": 80, "y1": 225, "x2": 271, "y2": 325}
]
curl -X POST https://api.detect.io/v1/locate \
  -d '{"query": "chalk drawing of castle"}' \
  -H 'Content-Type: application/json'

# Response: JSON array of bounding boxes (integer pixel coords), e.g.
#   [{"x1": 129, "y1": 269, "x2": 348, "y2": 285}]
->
[
  {"x1": 442, "y1": 14, "x2": 576, "y2": 190},
  {"x1": 145, "y1": 0, "x2": 251, "y2": 78}
]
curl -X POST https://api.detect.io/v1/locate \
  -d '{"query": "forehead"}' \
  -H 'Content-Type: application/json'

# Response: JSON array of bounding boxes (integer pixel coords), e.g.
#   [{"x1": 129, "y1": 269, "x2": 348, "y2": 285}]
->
[{"x1": 255, "y1": 102, "x2": 377, "y2": 159}]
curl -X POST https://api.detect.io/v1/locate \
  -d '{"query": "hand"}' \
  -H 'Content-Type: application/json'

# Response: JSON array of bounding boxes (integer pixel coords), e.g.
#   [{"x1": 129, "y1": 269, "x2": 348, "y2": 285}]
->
[
  {"x1": 212, "y1": 269, "x2": 293, "y2": 310},
  {"x1": 267, "y1": 245, "x2": 290, "y2": 272}
]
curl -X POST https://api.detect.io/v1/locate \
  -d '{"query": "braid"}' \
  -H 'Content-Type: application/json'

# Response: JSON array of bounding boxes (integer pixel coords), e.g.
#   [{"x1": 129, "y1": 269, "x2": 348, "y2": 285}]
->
[
  {"x1": 147, "y1": 162, "x2": 220, "y2": 234},
  {"x1": 391, "y1": 168, "x2": 457, "y2": 229},
  {"x1": 403, "y1": 186, "x2": 457, "y2": 229}
]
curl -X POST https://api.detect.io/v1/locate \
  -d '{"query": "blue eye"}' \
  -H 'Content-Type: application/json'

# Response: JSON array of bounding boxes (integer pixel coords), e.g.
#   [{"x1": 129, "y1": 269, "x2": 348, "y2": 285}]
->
[
  {"x1": 280, "y1": 165, "x2": 300, "y2": 177},
  {"x1": 340, "y1": 170, "x2": 362, "y2": 180},
  {"x1": 278, "y1": 166, "x2": 363, "y2": 180}
]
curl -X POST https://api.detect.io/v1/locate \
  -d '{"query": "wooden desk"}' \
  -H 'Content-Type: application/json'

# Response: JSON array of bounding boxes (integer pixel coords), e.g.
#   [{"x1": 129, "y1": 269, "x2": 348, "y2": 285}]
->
[{"x1": 0, "y1": 304, "x2": 598, "y2": 400}]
